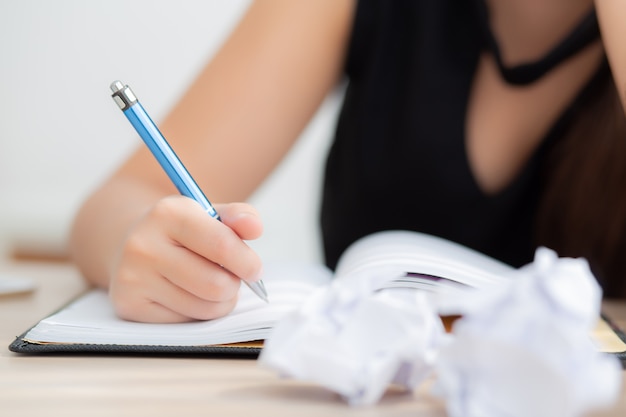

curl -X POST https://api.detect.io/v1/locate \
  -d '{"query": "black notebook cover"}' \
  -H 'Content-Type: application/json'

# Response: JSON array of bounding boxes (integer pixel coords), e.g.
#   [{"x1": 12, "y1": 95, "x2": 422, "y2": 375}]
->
[{"x1": 9, "y1": 334, "x2": 261, "y2": 358}]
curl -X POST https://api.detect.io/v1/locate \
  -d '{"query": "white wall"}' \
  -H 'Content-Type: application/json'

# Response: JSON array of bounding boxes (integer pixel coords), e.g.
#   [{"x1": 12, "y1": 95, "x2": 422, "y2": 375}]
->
[{"x1": 0, "y1": 1, "x2": 339, "y2": 264}]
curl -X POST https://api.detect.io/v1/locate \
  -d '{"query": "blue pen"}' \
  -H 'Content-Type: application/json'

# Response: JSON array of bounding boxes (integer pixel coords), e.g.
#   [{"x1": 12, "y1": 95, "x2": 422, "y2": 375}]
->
[{"x1": 110, "y1": 80, "x2": 268, "y2": 303}]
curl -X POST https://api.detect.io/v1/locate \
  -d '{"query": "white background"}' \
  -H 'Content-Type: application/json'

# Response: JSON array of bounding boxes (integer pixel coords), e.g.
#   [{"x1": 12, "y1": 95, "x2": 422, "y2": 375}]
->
[{"x1": 0, "y1": 1, "x2": 341, "y2": 264}]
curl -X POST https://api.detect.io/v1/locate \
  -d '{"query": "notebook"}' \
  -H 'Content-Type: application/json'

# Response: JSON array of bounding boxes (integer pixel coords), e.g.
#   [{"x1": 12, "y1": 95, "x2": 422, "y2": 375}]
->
[{"x1": 9, "y1": 230, "x2": 626, "y2": 365}]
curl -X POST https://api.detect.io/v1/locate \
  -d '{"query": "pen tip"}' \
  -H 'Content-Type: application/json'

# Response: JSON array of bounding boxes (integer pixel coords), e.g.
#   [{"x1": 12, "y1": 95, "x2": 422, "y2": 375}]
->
[{"x1": 245, "y1": 280, "x2": 269, "y2": 303}]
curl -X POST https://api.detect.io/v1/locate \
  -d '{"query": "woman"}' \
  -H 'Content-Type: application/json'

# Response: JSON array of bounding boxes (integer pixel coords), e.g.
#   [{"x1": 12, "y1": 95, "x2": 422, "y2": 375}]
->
[{"x1": 70, "y1": 0, "x2": 626, "y2": 323}]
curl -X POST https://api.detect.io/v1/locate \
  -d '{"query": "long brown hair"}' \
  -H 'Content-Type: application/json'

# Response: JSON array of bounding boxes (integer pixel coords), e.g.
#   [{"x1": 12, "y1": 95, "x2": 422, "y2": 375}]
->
[{"x1": 536, "y1": 63, "x2": 626, "y2": 298}]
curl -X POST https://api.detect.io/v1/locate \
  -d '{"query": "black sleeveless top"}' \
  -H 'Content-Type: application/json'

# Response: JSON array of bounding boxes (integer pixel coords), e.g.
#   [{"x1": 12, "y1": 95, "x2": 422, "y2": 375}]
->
[{"x1": 320, "y1": 0, "x2": 602, "y2": 269}]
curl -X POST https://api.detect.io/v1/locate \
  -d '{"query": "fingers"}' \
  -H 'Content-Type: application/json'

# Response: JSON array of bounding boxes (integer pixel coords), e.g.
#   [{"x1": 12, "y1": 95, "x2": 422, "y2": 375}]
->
[
  {"x1": 163, "y1": 198, "x2": 263, "y2": 283},
  {"x1": 109, "y1": 196, "x2": 263, "y2": 323},
  {"x1": 111, "y1": 268, "x2": 240, "y2": 323},
  {"x1": 154, "y1": 240, "x2": 242, "y2": 302}
]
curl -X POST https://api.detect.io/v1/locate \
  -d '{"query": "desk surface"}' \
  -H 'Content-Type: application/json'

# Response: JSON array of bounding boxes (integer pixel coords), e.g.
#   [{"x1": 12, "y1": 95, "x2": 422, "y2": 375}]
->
[{"x1": 1, "y1": 260, "x2": 625, "y2": 417}]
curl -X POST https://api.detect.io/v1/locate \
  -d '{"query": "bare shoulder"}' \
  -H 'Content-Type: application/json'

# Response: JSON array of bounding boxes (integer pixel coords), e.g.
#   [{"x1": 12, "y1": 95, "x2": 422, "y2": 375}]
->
[
  {"x1": 238, "y1": 0, "x2": 355, "y2": 34},
  {"x1": 223, "y1": 0, "x2": 356, "y2": 75},
  {"x1": 596, "y1": 1, "x2": 626, "y2": 104}
]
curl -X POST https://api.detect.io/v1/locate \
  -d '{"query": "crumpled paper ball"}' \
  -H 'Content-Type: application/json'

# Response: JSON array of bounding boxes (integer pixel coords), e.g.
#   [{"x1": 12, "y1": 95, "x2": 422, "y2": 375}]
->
[
  {"x1": 258, "y1": 269, "x2": 449, "y2": 406},
  {"x1": 433, "y1": 247, "x2": 623, "y2": 417}
]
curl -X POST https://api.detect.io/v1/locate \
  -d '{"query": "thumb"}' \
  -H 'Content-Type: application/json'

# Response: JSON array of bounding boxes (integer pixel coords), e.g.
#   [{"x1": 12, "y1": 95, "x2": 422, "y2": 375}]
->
[{"x1": 215, "y1": 202, "x2": 263, "y2": 241}]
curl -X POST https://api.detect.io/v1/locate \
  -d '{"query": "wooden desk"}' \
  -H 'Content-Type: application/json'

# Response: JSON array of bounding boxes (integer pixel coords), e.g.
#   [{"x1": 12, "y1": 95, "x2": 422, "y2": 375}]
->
[{"x1": 1, "y1": 261, "x2": 625, "y2": 417}]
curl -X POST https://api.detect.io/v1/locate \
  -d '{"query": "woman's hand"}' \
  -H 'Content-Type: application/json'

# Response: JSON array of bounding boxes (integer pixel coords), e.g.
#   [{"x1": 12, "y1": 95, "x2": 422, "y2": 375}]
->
[
  {"x1": 108, "y1": 197, "x2": 263, "y2": 323},
  {"x1": 69, "y1": 0, "x2": 353, "y2": 323}
]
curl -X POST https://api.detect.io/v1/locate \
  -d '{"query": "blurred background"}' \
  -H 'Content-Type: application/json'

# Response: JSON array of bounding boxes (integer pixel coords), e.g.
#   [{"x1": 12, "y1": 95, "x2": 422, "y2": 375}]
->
[{"x1": 0, "y1": 0, "x2": 340, "y2": 265}]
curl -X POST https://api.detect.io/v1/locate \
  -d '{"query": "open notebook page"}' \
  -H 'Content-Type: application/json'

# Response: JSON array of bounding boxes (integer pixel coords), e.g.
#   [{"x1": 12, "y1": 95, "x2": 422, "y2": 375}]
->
[
  {"x1": 23, "y1": 261, "x2": 332, "y2": 346},
  {"x1": 334, "y1": 230, "x2": 515, "y2": 290}
]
